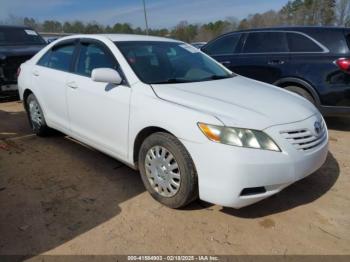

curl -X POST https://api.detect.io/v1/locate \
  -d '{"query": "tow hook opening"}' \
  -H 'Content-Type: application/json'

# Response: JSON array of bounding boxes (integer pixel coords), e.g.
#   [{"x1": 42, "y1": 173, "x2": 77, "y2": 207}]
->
[{"x1": 240, "y1": 187, "x2": 267, "y2": 196}]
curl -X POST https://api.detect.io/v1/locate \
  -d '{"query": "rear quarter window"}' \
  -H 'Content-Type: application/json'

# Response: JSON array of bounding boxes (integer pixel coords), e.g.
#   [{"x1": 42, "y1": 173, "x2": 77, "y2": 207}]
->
[
  {"x1": 287, "y1": 33, "x2": 323, "y2": 52},
  {"x1": 306, "y1": 30, "x2": 347, "y2": 54}
]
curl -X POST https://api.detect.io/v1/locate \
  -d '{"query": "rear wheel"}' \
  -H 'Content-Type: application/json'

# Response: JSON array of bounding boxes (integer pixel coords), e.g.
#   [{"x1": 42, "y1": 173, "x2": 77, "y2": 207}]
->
[
  {"x1": 26, "y1": 94, "x2": 50, "y2": 136},
  {"x1": 138, "y1": 132, "x2": 198, "y2": 208},
  {"x1": 284, "y1": 85, "x2": 315, "y2": 105}
]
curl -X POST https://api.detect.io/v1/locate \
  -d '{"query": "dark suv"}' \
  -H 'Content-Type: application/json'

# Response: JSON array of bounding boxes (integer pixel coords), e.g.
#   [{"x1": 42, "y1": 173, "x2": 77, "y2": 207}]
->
[{"x1": 202, "y1": 27, "x2": 350, "y2": 116}]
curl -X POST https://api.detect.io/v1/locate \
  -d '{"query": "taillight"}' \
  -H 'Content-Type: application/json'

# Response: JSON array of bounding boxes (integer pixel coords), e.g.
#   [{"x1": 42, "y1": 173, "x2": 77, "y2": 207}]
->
[
  {"x1": 16, "y1": 66, "x2": 21, "y2": 78},
  {"x1": 336, "y1": 58, "x2": 350, "y2": 73}
]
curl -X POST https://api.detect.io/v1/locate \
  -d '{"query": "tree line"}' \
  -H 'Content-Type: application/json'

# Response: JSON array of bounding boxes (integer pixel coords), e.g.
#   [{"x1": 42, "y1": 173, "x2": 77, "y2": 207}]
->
[{"x1": 2, "y1": 0, "x2": 349, "y2": 42}]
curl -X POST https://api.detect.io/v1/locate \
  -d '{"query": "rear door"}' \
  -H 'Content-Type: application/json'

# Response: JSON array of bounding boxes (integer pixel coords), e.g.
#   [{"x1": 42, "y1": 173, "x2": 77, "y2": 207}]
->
[
  {"x1": 233, "y1": 31, "x2": 290, "y2": 84},
  {"x1": 66, "y1": 39, "x2": 131, "y2": 159},
  {"x1": 33, "y1": 40, "x2": 76, "y2": 131}
]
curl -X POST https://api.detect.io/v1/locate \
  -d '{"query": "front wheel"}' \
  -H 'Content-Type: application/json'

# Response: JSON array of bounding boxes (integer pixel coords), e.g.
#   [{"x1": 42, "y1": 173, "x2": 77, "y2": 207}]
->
[
  {"x1": 26, "y1": 94, "x2": 50, "y2": 136},
  {"x1": 138, "y1": 132, "x2": 198, "y2": 208}
]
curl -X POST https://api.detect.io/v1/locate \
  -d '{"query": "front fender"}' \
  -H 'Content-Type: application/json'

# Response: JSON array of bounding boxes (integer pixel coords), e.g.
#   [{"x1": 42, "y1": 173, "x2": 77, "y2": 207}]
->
[{"x1": 128, "y1": 83, "x2": 222, "y2": 163}]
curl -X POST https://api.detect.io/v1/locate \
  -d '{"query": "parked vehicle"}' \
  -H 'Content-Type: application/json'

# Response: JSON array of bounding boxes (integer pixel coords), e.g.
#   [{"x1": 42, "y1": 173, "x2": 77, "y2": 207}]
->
[
  {"x1": 44, "y1": 37, "x2": 59, "y2": 44},
  {"x1": 18, "y1": 34, "x2": 328, "y2": 209},
  {"x1": 0, "y1": 25, "x2": 46, "y2": 93},
  {"x1": 202, "y1": 27, "x2": 350, "y2": 116},
  {"x1": 191, "y1": 42, "x2": 207, "y2": 49}
]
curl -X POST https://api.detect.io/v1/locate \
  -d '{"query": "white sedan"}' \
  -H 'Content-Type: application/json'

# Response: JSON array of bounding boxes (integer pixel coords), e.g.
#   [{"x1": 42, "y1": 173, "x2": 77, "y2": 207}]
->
[{"x1": 17, "y1": 34, "x2": 328, "y2": 209}]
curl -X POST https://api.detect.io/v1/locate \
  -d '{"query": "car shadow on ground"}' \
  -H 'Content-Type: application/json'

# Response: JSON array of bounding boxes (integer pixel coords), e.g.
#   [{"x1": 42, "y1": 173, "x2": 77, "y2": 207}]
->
[
  {"x1": 0, "y1": 105, "x2": 30, "y2": 140},
  {"x1": 219, "y1": 152, "x2": 339, "y2": 218},
  {"x1": 0, "y1": 110, "x2": 145, "y2": 257}
]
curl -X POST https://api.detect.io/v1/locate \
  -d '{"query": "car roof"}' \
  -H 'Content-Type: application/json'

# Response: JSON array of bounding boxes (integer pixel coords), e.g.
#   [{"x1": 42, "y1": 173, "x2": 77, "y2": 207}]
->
[
  {"x1": 60, "y1": 34, "x2": 181, "y2": 43},
  {"x1": 0, "y1": 25, "x2": 34, "y2": 30},
  {"x1": 105, "y1": 34, "x2": 180, "y2": 42},
  {"x1": 228, "y1": 26, "x2": 347, "y2": 34}
]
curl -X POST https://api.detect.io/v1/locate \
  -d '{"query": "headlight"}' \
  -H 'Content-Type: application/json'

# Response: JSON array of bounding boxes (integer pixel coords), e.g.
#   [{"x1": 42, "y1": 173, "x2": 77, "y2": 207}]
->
[{"x1": 198, "y1": 123, "x2": 281, "y2": 152}]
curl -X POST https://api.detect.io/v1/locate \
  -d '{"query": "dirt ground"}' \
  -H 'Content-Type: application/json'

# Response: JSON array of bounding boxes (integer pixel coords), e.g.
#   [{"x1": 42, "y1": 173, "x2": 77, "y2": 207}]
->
[{"x1": 0, "y1": 100, "x2": 349, "y2": 256}]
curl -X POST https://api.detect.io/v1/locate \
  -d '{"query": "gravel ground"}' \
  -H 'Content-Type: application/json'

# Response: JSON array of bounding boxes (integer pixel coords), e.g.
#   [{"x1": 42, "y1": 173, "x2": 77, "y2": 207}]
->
[{"x1": 0, "y1": 100, "x2": 349, "y2": 256}]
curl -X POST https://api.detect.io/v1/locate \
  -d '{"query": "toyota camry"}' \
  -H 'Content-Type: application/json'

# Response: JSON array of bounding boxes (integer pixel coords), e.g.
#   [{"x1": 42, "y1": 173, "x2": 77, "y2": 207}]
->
[{"x1": 17, "y1": 34, "x2": 328, "y2": 209}]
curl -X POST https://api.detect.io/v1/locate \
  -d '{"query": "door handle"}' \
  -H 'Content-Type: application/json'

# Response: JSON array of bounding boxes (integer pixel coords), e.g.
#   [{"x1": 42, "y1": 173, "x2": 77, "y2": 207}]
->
[
  {"x1": 32, "y1": 70, "x2": 40, "y2": 76},
  {"x1": 66, "y1": 81, "x2": 78, "y2": 89},
  {"x1": 268, "y1": 60, "x2": 285, "y2": 65},
  {"x1": 220, "y1": 61, "x2": 231, "y2": 66}
]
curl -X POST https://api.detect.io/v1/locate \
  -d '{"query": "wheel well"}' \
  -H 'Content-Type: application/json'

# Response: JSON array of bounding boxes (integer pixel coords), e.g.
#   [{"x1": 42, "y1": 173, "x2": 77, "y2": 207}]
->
[
  {"x1": 23, "y1": 89, "x2": 33, "y2": 110},
  {"x1": 133, "y1": 126, "x2": 171, "y2": 166},
  {"x1": 277, "y1": 81, "x2": 318, "y2": 104}
]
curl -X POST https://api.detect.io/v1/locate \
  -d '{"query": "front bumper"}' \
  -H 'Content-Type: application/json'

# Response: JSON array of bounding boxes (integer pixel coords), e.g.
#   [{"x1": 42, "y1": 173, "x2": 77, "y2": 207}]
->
[{"x1": 181, "y1": 115, "x2": 329, "y2": 208}]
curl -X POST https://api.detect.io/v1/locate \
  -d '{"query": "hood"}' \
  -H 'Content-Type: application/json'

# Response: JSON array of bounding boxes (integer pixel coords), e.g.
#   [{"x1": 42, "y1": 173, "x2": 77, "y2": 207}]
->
[
  {"x1": 151, "y1": 76, "x2": 318, "y2": 130},
  {"x1": 0, "y1": 45, "x2": 45, "y2": 58}
]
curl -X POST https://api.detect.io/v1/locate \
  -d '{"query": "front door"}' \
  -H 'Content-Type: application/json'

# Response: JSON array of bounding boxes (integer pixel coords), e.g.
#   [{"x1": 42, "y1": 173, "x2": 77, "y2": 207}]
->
[{"x1": 66, "y1": 40, "x2": 131, "y2": 159}]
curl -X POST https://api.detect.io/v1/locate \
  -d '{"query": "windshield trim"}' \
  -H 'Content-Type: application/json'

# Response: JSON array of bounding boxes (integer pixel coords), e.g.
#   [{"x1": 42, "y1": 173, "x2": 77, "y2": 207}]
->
[{"x1": 149, "y1": 73, "x2": 235, "y2": 85}]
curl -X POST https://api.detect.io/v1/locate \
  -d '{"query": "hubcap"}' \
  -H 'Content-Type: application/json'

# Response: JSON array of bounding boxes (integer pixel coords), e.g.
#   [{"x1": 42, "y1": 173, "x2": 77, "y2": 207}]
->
[
  {"x1": 28, "y1": 100, "x2": 42, "y2": 128},
  {"x1": 145, "y1": 146, "x2": 181, "y2": 197}
]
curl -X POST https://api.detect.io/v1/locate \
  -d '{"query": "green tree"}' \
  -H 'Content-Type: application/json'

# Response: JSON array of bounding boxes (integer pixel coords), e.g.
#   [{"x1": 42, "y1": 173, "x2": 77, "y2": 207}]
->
[
  {"x1": 63, "y1": 22, "x2": 73, "y2": 33},
  {"x1": 84, "y1": 22, "x2": 104, "y2": 34},
  {"x1": 171, "y1": 21, "x2": 198, "y2": 42},
  {"x1": 337, "y1": 0, "x2": 350, "y2": 26},
  {"x1": 71, "y1": 21, "x2": 85, "y2": 33},
  {"x1": 42, "y1": 20, "x2": 62, "y2": 32},
  {"x1": 112, "y1": 23, "x2": 133, "y2": 33},
  {"x1": 320, "y1": 0, "x2": 337, "y2": 25},
  {"x1": 23, "y1": 17, "x2": 39, "y2": 30}
]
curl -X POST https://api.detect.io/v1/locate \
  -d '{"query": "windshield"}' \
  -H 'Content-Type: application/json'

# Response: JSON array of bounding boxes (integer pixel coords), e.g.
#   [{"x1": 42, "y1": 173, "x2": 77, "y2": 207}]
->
[
  {"x1": 0, "y1": 27, "x2": 46, "y2": 46},
  {"x1": 115, "y1": 41, "x2": 234, "y2": 84}
]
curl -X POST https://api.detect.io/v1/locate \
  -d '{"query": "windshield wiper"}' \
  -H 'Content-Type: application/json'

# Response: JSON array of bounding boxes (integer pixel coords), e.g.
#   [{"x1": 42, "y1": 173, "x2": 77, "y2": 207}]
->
[
  {"x1": 205, "y1": 74, "x2": 234, "y2": 80},
  {"x1": 151, "y1": 78, "x2": 191, "y2": 84}
]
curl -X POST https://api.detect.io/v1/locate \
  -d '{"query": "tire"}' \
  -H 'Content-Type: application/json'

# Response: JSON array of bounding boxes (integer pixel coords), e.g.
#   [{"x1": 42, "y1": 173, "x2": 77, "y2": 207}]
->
[
  {"x1": 26, "y1": 94, "x2": 50, "y2": 136},
  {"x1": 138, "y1": 132, "x2": 198, "y2": 209},
  {"x1": 284, "y1": 85, "x2": 315, "y2": 105}
]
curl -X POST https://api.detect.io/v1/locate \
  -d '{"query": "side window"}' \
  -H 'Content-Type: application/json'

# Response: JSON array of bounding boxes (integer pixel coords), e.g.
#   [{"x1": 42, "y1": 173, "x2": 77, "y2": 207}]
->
[
  {"x1": 48, "y1": 44, "x2": 75, "y2": 71},
  {"x1": 287, "y1": 33, "x2": 323, "y2": 52},
  {"x1": 37, "y1": 50, "x2": 51, "y2": 67},
  {"x1": 203, "y1": 34, "x2": 241, "y2": 55},
  {"x1": 243, "y1": 32, "x2": 288, "y2": 53},
  {"x1": 76, "y1": 43, "x2": 117, "y2": 77}
]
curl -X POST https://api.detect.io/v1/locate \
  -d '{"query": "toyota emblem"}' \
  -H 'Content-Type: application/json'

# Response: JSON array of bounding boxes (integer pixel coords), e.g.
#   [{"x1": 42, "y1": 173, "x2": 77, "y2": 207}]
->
[{"x1": 314, "y1": 121, "x2": 322, "y2": 135}]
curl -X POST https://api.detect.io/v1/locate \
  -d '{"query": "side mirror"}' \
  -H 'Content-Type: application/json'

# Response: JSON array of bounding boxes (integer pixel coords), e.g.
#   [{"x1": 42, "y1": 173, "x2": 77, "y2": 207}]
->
[{"x1": 91, "y1": 68, "x2": 122, "y2": 85}]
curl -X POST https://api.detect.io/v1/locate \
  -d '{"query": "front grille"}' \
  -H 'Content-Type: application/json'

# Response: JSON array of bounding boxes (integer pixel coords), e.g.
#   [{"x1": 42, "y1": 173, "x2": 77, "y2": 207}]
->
[{"x1": 280, "y1": 120, "x2": 327, "y2": 151}]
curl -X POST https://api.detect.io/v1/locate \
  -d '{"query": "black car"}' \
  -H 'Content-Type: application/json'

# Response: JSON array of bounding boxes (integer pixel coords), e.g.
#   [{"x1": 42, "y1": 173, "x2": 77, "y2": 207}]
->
[
  {"x1": 202, "y1": 27, "x2": 350, "y2": 116},
  {"x1": 0, "y1": 25, "x2": 46, "y2": 94}
]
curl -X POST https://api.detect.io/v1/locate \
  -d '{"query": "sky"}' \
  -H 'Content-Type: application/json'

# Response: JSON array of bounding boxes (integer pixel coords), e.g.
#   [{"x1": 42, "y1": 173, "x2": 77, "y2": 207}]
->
[{"x1": 0, "y1": 0, "x2": 289, "y2": 29}]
